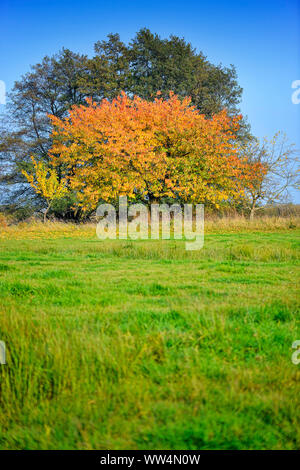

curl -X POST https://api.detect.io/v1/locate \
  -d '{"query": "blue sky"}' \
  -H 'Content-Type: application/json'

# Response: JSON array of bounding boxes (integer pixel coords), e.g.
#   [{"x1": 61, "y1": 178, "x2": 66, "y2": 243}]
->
[{"x1": 1, "y1": 0, "x2": 299, "y2": 200}]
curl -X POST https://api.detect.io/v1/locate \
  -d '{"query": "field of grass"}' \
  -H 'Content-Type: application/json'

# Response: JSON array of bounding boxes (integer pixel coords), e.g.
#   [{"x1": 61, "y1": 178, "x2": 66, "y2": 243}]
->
[{"x1": 0, "y1": 220, "x2": 299, "y2": 449}]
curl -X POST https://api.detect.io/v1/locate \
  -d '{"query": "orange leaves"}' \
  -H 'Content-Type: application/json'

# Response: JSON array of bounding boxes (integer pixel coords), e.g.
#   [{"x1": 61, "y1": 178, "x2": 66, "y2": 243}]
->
[{"x1": 48, "y1": 92, "x2": 246, "y2": 210}]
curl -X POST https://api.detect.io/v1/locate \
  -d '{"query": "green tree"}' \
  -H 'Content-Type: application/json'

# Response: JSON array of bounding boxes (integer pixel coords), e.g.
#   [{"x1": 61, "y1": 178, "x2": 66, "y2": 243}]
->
[
  {"x1": 127, "y1": 28, "x2": 243, "y2": 117},
  {"x1": 80, "y1": 33, "x2": 130, "y2": 100}
]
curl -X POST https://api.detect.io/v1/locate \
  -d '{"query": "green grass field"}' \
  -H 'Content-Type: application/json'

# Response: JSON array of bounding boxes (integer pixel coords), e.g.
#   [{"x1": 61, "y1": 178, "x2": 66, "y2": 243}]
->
[{"x1": 0, "y1": 225, "x2": 299, "y2": 449}]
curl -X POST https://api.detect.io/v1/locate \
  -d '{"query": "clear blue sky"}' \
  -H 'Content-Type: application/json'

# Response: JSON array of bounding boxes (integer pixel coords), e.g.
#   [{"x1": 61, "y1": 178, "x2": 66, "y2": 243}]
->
[{"x1": 1, "y1": 0, "x2": 299, "y2": 200}]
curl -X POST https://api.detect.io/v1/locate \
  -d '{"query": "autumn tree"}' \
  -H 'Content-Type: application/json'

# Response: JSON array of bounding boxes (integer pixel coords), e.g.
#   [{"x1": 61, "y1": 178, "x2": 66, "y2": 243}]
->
[
  {"x1": 22, "y1": 157, "x2": 67, "y2": 222},
  {"x1": 0, "y1": 29, "x2": 247, "y2": 218},
  {"x1": 48, "y1": 92, "x2": 258, "y2": 212}
]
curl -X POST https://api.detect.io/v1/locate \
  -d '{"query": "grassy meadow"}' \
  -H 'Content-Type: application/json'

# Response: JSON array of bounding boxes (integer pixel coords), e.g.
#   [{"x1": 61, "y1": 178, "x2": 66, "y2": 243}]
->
[{"x1": 0, "y1": 217, "x2": 299, "y2": 449}]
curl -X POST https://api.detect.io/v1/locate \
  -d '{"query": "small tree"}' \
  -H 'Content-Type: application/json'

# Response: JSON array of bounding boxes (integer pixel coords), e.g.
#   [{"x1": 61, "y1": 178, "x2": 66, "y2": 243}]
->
[
  {"x1": 241, "y1": 132, "x2": 299, "y2": 219},
  {"x1": 22, "y1": 157, "x2": 67, "y2": 222}
]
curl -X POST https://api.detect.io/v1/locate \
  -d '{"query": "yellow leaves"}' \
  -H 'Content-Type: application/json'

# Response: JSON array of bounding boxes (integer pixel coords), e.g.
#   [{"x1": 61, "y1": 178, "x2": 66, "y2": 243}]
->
[{"x1": 22, "y1": 156, "x2": 67, "y2": 203}]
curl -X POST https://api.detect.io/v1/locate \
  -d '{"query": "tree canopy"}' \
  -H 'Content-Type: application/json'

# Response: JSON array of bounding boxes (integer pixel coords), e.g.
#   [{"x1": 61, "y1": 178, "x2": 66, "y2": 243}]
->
[{"x1": 48, "y1": 92, "x2": 259, "y2": 212}]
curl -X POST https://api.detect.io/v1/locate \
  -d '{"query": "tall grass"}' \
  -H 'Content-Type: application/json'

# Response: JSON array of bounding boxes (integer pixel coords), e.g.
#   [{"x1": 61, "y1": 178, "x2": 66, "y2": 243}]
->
[{"x1": 0, "y1": 226, "x2": 299, "y2": 449}]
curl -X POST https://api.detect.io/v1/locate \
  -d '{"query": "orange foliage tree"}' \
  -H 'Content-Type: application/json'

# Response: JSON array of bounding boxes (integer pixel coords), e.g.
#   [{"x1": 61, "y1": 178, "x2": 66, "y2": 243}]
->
[{"x1": 48, "y1": 92, "x2": 262, "y2": 211}]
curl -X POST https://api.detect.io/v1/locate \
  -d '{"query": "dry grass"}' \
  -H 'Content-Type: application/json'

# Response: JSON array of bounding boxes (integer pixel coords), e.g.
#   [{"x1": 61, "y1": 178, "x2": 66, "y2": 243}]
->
[
  {"x1": 0, "y1": 215, "x2": 299, "y2": 240},
  {"x1": 204, "y1": 215, "x2": 299, "y2": 232}
]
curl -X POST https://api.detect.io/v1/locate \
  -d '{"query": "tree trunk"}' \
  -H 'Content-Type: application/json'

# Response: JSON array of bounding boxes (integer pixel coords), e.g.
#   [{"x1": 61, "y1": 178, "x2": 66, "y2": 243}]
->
[
  {"x1": 249, "y1": 206, "x2": 255, "y2": 221},
  {"x1": 147, "y1": 194, "x2": 158, "y2": 207},
  {"x1": 43, "y1": 202, "x2": 51, "y2": 223}
]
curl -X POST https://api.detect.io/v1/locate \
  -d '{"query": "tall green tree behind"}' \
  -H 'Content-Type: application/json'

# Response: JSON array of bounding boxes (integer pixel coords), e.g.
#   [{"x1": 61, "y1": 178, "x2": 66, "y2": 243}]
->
[
  {"x1": 127, "y1": 28, "x2": 243, "y2": 117},
  {"x1": 79, "y1": 33, "x2": 130, "y2": 100},
  {"x1": 84, "y1": 28, "x2": 244, "y2": 116}
]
